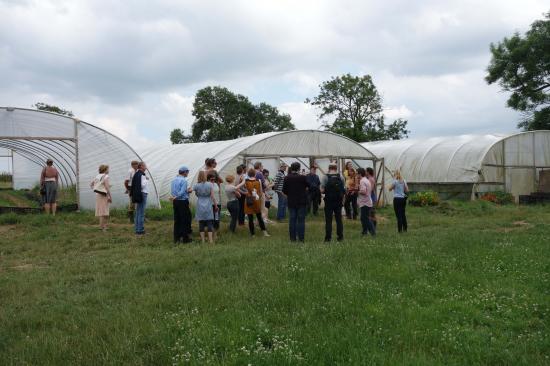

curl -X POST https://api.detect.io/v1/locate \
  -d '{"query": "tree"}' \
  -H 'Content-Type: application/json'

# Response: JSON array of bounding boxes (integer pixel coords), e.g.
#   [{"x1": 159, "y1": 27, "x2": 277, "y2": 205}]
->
[
  {"x1": 306, "y1": 74, "x2": 408, "y2": 142},
  {"x1": 170, "y1": 86, "x2": 295, "y2": 143},
  {"x1": 486, "y1": 12, "x2": 550, "y2": 130},
  {"x1": 170, "y1": 128, "x2": 192, "y2": 144},
  {"x1": 33, "y1": 102, "x2": 74, "y2": 117}
]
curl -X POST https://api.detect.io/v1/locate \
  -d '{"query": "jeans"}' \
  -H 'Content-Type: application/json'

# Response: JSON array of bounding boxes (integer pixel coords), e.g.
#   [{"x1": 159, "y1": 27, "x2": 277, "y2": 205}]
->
[
  {"x1": 238, "y1": 195, "x2": 246, "y2": 225},
  {"x1": 276, "y1": 192, "x2": 287, "y2": 220},
  {"x1": 134, "y1": 193, "x2": 147, "y2": 234},
  {"x1": 248, "y1": 213, "x2": 266, "y2": 235},
  {"x1": 324, "y1": 201, "x2": 343, "y2": 241},
  {"x1": 344, "y1": 193, "x2": 358, "y2": 219},
  {"x1": 360, "y1": 206, "x2": 376, "y2": 236},
  {"x1": 393, "y1": 197, "x2": 408, "y2": 232},
  {"x1": 173, "y1": 199, "x2": 191, "y2": 242},
  {"x1": 288, "y1": 206, "x2": 306, "y2": 241},
  {"x1": 227, "y1": 200, "x2": 239, "y2": 232}
]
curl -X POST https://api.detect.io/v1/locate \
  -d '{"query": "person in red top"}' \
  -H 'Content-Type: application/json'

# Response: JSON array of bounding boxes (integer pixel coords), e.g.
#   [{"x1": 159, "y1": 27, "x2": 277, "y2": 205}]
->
[{"x1": 40, "y1": 159, "x2": 59, "y2": 215}]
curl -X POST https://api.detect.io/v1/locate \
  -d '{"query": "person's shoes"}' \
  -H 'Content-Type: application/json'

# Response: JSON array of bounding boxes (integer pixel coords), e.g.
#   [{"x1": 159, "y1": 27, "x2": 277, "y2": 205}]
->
[
  {"x1": 263, "y1": 231, "x2": 271, "y2": 237},
  {"x1": 337, "y1": 237, "x2": 344, "y2": 242},
  {"x1": 324, "y1": 238, "x2": 331, "y2": 243}
]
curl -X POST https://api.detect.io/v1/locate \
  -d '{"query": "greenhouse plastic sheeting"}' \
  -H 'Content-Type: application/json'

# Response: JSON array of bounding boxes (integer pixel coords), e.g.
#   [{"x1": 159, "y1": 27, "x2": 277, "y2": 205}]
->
[
  {"x1": 0, "y1": 107, "x2": 160, "y2": 209},
  {"x1": 363, "y1": 131, "x2": 550, "y2": 199},
  {"x1": 141, "y1": 130, "x2": 378, "y2": 202}
]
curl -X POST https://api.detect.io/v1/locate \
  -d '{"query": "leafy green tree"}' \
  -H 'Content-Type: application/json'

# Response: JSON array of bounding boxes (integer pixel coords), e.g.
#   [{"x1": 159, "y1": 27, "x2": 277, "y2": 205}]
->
[
  {"x1": 486, "y1": 12, "x2": 550, "y2": 130},
  {"x1": 33, "y1": 102, "x2": 74, "y2": 117},
  {"x1": 170, "y1": 128, "x2": 192, "y2": 144},
  {"x1": 170, "y1": 86, "x2": 295, "y2": 143},
  {"x1": 306, "y1": 74, "x2": 408, "y2": 142}
]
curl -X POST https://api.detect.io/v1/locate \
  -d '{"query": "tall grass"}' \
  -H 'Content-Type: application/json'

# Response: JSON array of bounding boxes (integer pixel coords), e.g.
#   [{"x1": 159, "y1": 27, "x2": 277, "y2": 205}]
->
[{"x1": 0, "y1": 201, "x2": 548, "y2": 365}]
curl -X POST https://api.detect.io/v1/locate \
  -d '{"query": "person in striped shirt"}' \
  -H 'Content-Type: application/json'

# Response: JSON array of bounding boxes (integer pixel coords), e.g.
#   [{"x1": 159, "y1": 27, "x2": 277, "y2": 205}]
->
[{"x1": 273, "y1": 163, "x2": 288, "y2": 221}]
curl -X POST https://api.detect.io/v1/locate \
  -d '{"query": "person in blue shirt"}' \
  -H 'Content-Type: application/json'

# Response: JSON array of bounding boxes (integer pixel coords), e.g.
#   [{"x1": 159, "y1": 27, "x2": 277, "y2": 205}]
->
[{"x1": 171, "y1": 166, "x2": 193, "y2": 243}]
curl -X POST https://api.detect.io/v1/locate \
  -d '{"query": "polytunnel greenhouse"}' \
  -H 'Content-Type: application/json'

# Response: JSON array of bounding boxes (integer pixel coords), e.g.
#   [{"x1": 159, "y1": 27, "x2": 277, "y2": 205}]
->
[
  {"x1": 141, "y1": 130, "x2": 387, "y2": 206},
  {"x1": 362, "y1": 131, "x2": 550, "y2": 201},
  {"x1": 0, "y1": 107, "x2": 160, "y2": 209}
]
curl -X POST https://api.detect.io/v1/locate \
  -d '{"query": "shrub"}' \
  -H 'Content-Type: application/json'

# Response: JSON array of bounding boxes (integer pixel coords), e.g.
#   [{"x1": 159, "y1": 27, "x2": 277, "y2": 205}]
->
[
  {"x1": 479, "y1": 191, "x2": 514, "y2": 205},
  {"x1": 408, "y1": 191, "x2": 440, "y2": 206}
]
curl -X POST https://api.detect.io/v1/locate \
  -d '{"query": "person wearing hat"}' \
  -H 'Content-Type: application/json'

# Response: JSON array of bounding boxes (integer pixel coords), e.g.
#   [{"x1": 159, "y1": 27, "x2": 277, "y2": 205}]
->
[
  {"x1": 273, "y1": 162, "x2": 288, "y2": 221},
  {"x1": 40, "y1": 158, "x2": 59, "y2": 215},
  {"x1": 170, "y1": 165, "x2": 193, "y2": 243}
]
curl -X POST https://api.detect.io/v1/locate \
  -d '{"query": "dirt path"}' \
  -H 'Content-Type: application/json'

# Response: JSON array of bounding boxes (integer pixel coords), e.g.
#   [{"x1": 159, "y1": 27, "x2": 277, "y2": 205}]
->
[{"x1": 0, "y1": 192, "x2": 34, "y2": 207}]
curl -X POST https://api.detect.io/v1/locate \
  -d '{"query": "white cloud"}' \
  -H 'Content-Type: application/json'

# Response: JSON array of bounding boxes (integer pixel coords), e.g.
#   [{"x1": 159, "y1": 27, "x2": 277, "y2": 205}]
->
[{"x1": 0, "y1": 0, "x2": 547, "y2": 154}]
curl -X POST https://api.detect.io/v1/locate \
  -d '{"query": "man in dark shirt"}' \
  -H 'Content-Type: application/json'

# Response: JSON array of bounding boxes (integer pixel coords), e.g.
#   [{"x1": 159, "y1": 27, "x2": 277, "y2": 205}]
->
[
  {"x1": 306, "y1": 166, "x2": 321, "y2": 216},
  {"x1": 282, "y1": 162, "x2": 309, "y2": 242}
]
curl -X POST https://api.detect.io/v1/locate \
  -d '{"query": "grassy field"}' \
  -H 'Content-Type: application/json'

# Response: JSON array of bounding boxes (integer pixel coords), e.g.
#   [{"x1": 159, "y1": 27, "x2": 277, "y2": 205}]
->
[{"x1": 0, "y1": 202, "x2": 549, "y2": 365}]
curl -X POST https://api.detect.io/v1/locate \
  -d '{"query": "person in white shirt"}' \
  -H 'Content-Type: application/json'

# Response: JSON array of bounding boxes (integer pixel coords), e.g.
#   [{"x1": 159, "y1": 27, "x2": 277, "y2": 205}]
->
[{"x1": 124, "y1": 160, "x2": 138, "y2": 223}]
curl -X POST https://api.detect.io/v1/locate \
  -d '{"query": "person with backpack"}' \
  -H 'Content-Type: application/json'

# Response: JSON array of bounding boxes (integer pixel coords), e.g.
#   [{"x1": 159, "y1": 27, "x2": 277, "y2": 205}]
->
[
  {"x1": 321, "y1": 163, "x2": 345, "y2": 242},
  {"x1": 244, "y1": 168, "x2": 270, "y2": 237}
]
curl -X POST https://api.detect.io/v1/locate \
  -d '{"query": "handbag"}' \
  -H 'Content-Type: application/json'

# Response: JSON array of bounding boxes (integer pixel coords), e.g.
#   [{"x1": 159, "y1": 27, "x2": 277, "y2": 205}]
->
[{"x1": 93, "y1": 174, "x2": 108, "y2": 196}]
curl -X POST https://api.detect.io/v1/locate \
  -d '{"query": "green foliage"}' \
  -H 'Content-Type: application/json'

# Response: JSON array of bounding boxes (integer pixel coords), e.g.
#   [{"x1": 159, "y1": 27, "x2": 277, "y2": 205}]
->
[
  {"x1": 479, "y1": 191, "x2": 515, "y2": 205},
  {"x1": 408, "y1": 191, "x2": 440, "y2": 206},
  {"x1": 171, "y1": 86, "x2": 295, "y2": 143},
  {"x1": 0, "y1": 213, "x2": 21, "y2": 225},
  {"x1": 0, "y1": 172, "x2": 12, "y2": 183},
  {"x1": 1, "y1": 205, "x2": 549, "y2": 364},
  {"x1": 306, "y1": 74, "x2": 409, "y2": 142},
  {"x1": 486, "y1": 12, "x2": 550, "y2": 130},
  {"x1": 169, "y1": 128, "x2": 192, "y2": 144},
  {"x1": 33, "y1": 102, "x2": 74, "y2": 117}
]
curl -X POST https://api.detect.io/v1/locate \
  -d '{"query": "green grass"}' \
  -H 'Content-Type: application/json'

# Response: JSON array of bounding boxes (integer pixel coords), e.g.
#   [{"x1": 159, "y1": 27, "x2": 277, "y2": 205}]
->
[{"x1": 0, "y1": 202, "x2": 549, "y2": 365}]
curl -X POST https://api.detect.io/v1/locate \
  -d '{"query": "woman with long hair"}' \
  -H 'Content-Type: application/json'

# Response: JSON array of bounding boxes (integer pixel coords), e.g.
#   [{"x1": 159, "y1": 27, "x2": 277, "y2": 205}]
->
[
  {"x1": 244, "y1": 168, "x2": 270, "y2": 237},
  {"x1": 389, "y1": 169, "x2": 409, "y2": 233}
]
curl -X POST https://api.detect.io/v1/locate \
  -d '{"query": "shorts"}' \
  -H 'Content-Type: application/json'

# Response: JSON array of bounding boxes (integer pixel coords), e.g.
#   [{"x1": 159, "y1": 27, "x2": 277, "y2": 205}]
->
[{"x1": 199, "y1": 220, "x2": 213, "y2": 232}]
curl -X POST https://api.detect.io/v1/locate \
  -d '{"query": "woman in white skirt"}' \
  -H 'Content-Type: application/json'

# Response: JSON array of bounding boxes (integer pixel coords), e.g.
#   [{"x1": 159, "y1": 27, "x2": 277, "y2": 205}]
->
[{"x1": 90, "y1": 164, "x2": 112, "y2": 231}]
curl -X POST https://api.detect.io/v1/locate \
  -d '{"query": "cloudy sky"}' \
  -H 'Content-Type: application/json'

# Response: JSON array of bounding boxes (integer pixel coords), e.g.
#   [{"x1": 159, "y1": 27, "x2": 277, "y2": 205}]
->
[{"x1": 1, "y1": 0, "x2": 548, "y2": 148}]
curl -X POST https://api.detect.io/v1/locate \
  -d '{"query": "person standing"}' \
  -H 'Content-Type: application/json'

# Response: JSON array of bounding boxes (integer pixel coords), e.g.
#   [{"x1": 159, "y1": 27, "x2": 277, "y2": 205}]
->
[
  {"x1": 273, "y1": 163, "x2": 288, "y2": 221},
  {"x1": 208, "y1": 172, "x2": 221, "y2": 236},
  {"x1": 321, "y1": 163, "x2": 345, "y2": 242},
  {"x1": 366, "y1": 167, "x2": 377, "y2": 228},
  {"x1": 124, "y1": 160, "x2": 138, "y2": 223},
  {"x1": 358, "y1": 168, "x2": 376, "y2": 237},
  {"x1": 389, "y1": 169, "x2": 409, "y2": 233},
  {"x1": 40, "y1": 159, "x2": 59, "y2": 215},
  {"x1": 244, "y1": 168, "x2": 270, "y2": 237},
  {"x1": 171, "y1": 166, "x2": 193, "y2": 244},
  {"x1": 236, "y1": 165, "x2": 248, "y2": 226},
  {"x1": 194, "y1": 170, "x2": 216, "y2": 243},
  {"x1": 131, "y1": 161, "x2": 148, "y2": 235},
  {"x1": 306, "y1": 166, "x2": 321, "y2": 216},
  {"x1": 225, "y1": 174, "x2": 246, "y2": 233},
  {"x1": 90, "y1": 164, "x2": 112, "y2": 231},
  {"x1": 283, "y1": 162, "x2": 309, "y2": 242},
  {"x1": 344, "y1": 167, "x2": 359, "y2": 220},
  {"x1": 262, "y1": 169, "x2": 274, "y2": 223}
]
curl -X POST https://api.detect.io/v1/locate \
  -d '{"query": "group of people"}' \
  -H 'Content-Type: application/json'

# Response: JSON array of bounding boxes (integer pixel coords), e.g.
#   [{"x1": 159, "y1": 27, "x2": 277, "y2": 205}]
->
[
  {"x1": 42, "y1": 157, "x2": 409, "y2": 241},
  {"x1": 166, "y1": 159, "x2": 409, "y2": 244}
]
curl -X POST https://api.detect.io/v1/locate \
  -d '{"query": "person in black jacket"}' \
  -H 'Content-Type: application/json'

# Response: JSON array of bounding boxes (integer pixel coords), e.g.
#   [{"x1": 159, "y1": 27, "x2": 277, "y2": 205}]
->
[
  {"x1": 321, "y1": 163, "x2": 345, "y2": 242},
  {"x1": 306, "y1": 165, "x2": 321, "y2": 216},
  {"x1": 130, "y1": 162, "x2": 148, "y2": 235},
  {"x1": 282, "y1": 162, "x2": 309, "y2": 242}
]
